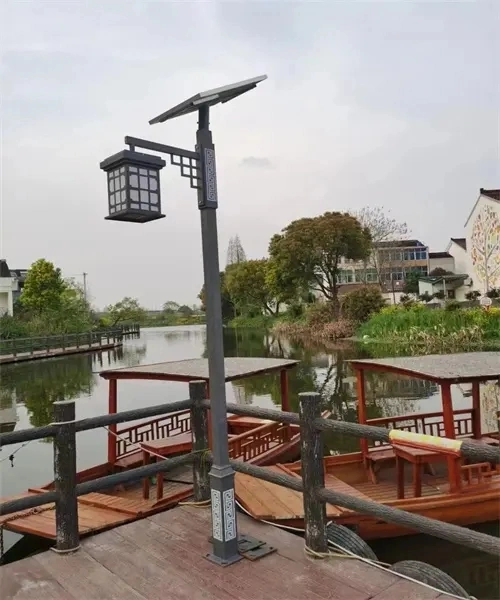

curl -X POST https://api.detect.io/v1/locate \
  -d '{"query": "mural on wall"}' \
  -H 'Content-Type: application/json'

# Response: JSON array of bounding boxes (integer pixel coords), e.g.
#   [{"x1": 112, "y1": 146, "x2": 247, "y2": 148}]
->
[{"x1": 470, "y1": 204, "x2": 500, "y2": 290}]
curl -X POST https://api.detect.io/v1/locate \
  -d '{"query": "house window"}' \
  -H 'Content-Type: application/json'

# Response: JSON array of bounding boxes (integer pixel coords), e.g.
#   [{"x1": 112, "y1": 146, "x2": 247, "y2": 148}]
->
[{"x1": 447, "y1": 290, "x2": 456, "y2": 299}]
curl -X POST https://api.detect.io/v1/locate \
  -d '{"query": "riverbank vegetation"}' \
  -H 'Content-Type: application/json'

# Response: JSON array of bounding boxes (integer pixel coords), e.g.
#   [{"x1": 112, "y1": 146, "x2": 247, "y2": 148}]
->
[
  {"x1": 198, "y1": 208, "x2": 500, "y2": 352},
  {"x1": 359, "y1": 304, "x2": 500, "y2": 350},
  {"x1": 1, "y1": 259, "x2": 94, "y2": 339},
  {"x1": 0, "y1": 259, "x2": 204, "y2": 339}
]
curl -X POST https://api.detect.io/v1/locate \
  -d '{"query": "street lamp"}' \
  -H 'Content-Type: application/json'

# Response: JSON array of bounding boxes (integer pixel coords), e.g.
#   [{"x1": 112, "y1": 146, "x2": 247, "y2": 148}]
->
[{"x1": 100, "y1": 74, "x2": 267, "y2": 566}]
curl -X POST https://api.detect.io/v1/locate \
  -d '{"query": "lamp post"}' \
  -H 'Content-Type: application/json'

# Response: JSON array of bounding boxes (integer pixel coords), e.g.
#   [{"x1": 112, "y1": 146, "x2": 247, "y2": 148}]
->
[{"x1": 100, "y1": 75, "x2": 267, "y2": 566}]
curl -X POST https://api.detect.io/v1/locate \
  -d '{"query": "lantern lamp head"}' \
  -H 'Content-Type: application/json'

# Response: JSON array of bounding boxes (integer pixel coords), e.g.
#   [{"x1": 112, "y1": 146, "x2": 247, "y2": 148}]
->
[{"x1": 100, "y1": 150, "x2": 166, "y2": 223}]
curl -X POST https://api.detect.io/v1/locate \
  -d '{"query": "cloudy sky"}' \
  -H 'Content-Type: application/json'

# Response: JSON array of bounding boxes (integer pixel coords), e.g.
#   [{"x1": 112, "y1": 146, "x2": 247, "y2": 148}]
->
[{"x1": 2, "y1": 0, "x2": 499, "y2": 309}]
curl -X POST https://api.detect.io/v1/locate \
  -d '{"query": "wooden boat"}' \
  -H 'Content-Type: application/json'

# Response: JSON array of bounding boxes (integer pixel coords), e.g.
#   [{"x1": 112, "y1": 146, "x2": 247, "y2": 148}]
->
[
  {"x1": 0, "y1": 357, "x2": 330, "y2": 542},
  {"x1": 234, "y1": 352, "x2": 500, "y2": 540}
]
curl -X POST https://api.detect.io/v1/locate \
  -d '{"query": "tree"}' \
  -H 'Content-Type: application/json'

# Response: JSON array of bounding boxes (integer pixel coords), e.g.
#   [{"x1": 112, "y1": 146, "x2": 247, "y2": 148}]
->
[
  {"x1": 105, "y1": 297, "x2": 147, "y2": 326},
  {"x1": 268, "y1": 212, "x2": 371, "y2": 314},
  {"x1": 429, "y1": 267, "x2": 453, "y2": 276},
  {"x1": 198, "y1": 272, "x2": 235, "y2": 322},
  {"x1": 225, "y1": 259, "x2": 279, "y2": 315},
  {"x1": 226, "y1": 235, "x2": 247, "y2": 267},
  {"x1": 341, "y1": 286, "x2": 386, "y2": 323},
  {"x1": 178, "y1": 304, "x2": 194, "y2": 316},
  {"x1": 20, "y1": 259, "x2": 67, "y2": 314},
  {"x1": 419, "y1": 291, "x2": 434, "y2": 303},
  {"x1": 403, "y1": 271, "x2": 421, "y2": 295},
  {"x1": 163, "y1": 301, "x2": 180, "y2": 314},
  {"x1": 353, "y1": 206, "x2": 408, "y2": 284},
  {"x1": 465, "y1": 290, "x2": 481, "y2": 301}
]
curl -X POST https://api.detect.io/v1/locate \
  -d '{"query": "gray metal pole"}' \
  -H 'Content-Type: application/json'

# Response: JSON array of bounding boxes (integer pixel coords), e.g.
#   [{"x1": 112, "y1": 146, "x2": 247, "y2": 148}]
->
[{"x1": 196, "y1": 105, "x2": 241, "y2": 566}]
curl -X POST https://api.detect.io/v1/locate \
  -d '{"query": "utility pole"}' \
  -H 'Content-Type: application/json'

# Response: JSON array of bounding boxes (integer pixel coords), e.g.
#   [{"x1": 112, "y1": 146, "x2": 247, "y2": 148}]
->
[{"x1": 83, "y1": 272, "x2": 88, "y2": 303}]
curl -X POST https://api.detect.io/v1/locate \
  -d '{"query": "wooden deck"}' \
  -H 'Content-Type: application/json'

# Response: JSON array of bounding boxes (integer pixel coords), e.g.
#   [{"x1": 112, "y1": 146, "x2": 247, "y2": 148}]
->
[
  {"x1": 0, "y1": 342, "x2": 122, "y2": 365},
  {"x1": 0, "y1": 465, "x2": 194, "y2": 539},
  {"x1": 1, "y1": 505, "x2": 456, "y2": 600},
  {"x1": 233, "y1": 465, "x2": 448, "y2": 525}
]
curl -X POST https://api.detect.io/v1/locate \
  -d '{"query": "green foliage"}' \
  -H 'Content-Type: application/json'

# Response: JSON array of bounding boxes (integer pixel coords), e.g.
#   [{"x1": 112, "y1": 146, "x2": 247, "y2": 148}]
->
[
  {"x1": 419, "y1": 291, "x2": 434, "y2": 303},
  {"x1": 403, "y1": 271, "x2": 421, "y2": 295},
  {"x1": 465, "y1": 290, "x2": 481, "y2": 301},
  {"x1": 341, "y1": 286, "x2": 386, "y2": 323},
  {"x1": 228, "y1": 314, "x2": 276, "y2": 329},
  {"x1": 105, "y1": 297, "x2": 147, "y2": 326},
  {"x1": 177, "y1": 305, "x2": 194, "y2": 316},
  {"x1": 0, "y1": 314, "x2": 29, "y2": 339},
  {"x1": 225, "y1": 259, "x2": 279, "y2": 316},
  {"x1": 429, "y1": 267, "x2": 454, "y2": 276},
  {"x1": 433, "y1": 290, "x2": 445, "y2": 300},
  {"x1": 20, "y1": 259, "x2": 67, "y2": 314},
  {"x1": 486, "y1": 288, "x2": 500, "y2": 299},
  {"x1": 198, "y1": 272, "x2": 235, "y2": 322},
  {"x1": 5, "y1": 260, "x2": 94, "y2": 337},
  {"x1": 445, "y1": 300, "x2": 461, "y2": 312},
  {"x1": 360, "y1": 304, "x2": 500, "y2": 348},
  {"x1": 306, "y1": 302, "x2": 337, "y2": 327},
  {"x1": 286, "y1": 302, "x2": 305, "y2": 320},
  {"x1": 268, "y1": 212, "x2": 371, "y2": 312},
  {"x1": 163, "y1": 301, "x2": 180, "y2": 314}
]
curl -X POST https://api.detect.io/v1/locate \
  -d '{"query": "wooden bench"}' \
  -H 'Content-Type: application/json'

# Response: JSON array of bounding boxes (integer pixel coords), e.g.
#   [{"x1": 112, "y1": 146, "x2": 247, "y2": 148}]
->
[{"x1": 141, "y1": 433, "x2": 193, "y2": 500}]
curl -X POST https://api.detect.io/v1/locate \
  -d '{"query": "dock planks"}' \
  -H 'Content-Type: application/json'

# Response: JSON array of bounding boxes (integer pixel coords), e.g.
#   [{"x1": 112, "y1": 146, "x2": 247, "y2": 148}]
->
[
  {"x1": 0, "y1": 342, "x2": 121, "y2": 365},
  {"x1": 0, "y1": 466, "x2": 194, "y2": 540},
  {"x1": 1, "y1": 505, "x2": 456, "y2": 600}
]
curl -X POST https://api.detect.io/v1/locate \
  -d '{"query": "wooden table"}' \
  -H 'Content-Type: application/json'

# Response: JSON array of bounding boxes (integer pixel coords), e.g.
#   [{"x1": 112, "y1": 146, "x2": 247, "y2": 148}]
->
[
  {"x1": 141, "y1": 433, "x2": 192, "y2": 500},
  {"x1": 393, "y1": 444, "x2": 461, "y2": 499}
]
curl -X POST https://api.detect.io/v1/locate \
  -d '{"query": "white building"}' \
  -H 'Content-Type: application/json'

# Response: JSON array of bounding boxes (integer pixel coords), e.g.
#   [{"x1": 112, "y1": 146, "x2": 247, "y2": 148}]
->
[
  {"x1": 0, "y1": 260, "x2": 18, "y2": 317},
  {"x1": 462, "y1": 188, "x2": 499, "y2": 294},
  {"x1": 421, "y1": 188, "x2": 499, "y2": 300}
]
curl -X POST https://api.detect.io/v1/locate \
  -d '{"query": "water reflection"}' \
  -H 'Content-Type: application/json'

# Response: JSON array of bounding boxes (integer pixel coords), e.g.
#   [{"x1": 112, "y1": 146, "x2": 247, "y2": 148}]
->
[
  {"x1": 1, "y1": 355, "x2": 96, "y2": 428},
  {"x1": 1, "y1": 345, "x2": 150, "y2": 429}
]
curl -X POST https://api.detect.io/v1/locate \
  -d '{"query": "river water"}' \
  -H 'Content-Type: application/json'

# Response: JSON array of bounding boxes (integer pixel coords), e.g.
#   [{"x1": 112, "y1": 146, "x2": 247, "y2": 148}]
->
[{"x1": 1, "y1": 325, "x2": 498, "y2": 597}]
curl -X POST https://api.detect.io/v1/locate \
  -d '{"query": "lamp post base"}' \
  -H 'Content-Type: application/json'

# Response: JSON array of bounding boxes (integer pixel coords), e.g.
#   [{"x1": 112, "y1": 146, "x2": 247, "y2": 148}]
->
[{"x1": 207, "y1": 465, "x2": 241, "y2": 565}]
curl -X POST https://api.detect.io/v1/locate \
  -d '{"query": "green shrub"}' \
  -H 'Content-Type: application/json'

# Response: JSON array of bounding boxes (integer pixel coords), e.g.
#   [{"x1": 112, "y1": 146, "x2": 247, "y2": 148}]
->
[
  {"x1": 445, "y1": 300, "x2": 461, "y2": 311},
  {"x1": 359, "y1": 305, "x2": 500, "y2": 343},
  {"x1": 0, "y1": 314, "x2": 29, "y2": 339},
  {"x1": 341, "y1": 286, "x2": 386, "y2": 323},
  {"x1": 306, "y1": 302, "x2": 337, "y2": 327},
  {"x1": 286, "y1": 302, "x2": 304, "y2": 320}
]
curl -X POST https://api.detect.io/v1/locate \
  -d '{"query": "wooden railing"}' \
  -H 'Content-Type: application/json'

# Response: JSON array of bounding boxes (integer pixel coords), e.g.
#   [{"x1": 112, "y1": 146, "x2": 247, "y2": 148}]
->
[
  {"x1": 228, "y1": 421, "x2": 294, "y2": 462},
  {"x1": 0, "y1": 387, "x2": 498, "y2": 558},
  {"x1": 0, "y1": 324, "x2": 140, "y2": 357},
  {"x1": 461, "y1": 462, "x2": 500, "y2": 486},
  {"x1": 367, "y1": 409, "x2": 473, "y2": 446},
  {"x1": 115, "y1": 410, "x2": 192, "y2": 458}
]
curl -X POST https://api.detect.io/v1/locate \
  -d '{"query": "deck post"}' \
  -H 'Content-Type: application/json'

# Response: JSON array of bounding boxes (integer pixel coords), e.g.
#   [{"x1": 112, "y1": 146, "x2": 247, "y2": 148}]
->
[
  {"x1": 440, "y1": 382, "x2": 460, "y2": 491},
  {"x1": 53, "y1": 400, "x2": 80, "y2": 553},
  {"x1": 471, "y1": 381, "x2": 482, "y2": 439},
  {"x1": 108, "y1": 379, "x2": 118, "y2": 464},
  {"x1": 355, "y1": 369, "x2": 369, "y2": 459},
  {"x1": 299, "y1": 392, "x2": 328, "y2": 554},
  {"x1": 190, "y1": 380, "x2": 210, "y2": 502}
]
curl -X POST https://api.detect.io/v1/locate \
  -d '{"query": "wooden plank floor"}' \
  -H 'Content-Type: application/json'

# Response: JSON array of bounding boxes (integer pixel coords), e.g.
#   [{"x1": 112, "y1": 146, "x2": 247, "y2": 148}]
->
[
  {"x1": 1, "y1": 466, "x2": 194, "y2": 539},
  {"x1": 1, "y1": 505, "x2": 456, "y2": 600},
  {"x1": 235, "y1": 467, "x2": 345, "y2": 520},
  {"x1": 0, "y1": 342, "x2": 121, "y2": 365}
]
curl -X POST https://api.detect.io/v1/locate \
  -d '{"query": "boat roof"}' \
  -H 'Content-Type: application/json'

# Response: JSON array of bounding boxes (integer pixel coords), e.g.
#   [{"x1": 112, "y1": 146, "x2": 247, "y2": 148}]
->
[
  {"x1": 100, "y1": 357, "x2": 298, "y2": 382},
  {"x1": 349, "y1": 352, "x2": 500, "y2": 383}
]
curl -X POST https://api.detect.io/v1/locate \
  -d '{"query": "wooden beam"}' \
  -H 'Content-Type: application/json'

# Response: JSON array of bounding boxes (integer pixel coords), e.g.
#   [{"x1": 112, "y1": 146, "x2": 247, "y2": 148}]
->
[
  {"x1": 440, "y1": 382, "x2": 460, "y2": 492},
  {"x1": 108, "y1": 379, "x2": 118, "y2": 465},
  {"x1": 355, "y1": 368, "x2": 369, "y2": 457},
  {"x1": 471, "y1": 381, "x2": 482, "y2": 439}
]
